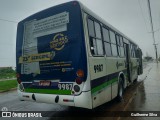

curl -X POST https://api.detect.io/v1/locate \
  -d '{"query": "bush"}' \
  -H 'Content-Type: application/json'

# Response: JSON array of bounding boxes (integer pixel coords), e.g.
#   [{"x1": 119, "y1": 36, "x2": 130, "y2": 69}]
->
[{"x1": 0, "y1": 67, "x2": 16, "y2": 79}]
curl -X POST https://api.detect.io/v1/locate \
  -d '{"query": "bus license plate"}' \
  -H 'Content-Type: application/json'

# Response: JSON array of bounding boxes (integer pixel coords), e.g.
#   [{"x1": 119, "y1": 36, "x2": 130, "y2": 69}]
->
[{"x1": 39, "y1": 81, "x2": 51, "y2": 86}]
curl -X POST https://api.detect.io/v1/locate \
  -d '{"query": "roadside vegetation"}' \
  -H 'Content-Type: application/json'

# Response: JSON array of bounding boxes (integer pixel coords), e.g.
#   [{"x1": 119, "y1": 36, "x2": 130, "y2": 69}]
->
[
  {"x1": 0, "y1": 80, "x2": 17, "y2": 92},
  {"x1": 0, "y1": 67, "x2": 16, "y2": 79},
  {"x1": 0, "y1": 67, "x2": 17, "y2": 92}
]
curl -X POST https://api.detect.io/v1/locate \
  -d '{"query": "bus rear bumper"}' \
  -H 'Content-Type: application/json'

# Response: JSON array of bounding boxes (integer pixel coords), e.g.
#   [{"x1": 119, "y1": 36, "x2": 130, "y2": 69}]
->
[
  {"x1": 17, "y1": 89, "x2": 75, "y2": 106},
  {"x1": 17, "y1": 90, "x2": 92, "y2": 109}
]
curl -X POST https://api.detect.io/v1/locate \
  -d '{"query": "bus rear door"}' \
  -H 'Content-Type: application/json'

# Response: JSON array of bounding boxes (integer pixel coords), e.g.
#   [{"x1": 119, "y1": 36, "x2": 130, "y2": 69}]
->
[{"x1": 124, "y1": 43, "x2": 132, "y2": 83}]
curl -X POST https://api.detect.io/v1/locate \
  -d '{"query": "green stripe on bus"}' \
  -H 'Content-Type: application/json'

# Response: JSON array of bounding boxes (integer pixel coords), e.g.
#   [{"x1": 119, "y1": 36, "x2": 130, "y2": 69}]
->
[
  {"x1": 25, "y1": 88, "x2": 71, "y2": 95},
  {"x1": 91, "y1": 78, "x2": 118, "y2": 94}
]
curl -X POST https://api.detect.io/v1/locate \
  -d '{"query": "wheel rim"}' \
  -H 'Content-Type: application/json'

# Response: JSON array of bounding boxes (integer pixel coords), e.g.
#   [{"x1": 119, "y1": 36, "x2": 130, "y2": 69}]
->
[
  {"x1": 119, "y1": 83, "x2": 123, "y2": 97},
  {"x1": 119, "y1": 78, "x2": 123, "y2": 97}
]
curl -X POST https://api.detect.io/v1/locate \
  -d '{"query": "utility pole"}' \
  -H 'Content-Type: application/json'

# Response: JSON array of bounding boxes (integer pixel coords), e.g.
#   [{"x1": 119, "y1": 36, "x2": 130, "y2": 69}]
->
[{"x1": 147, "y1": 0, "x2": 158, "y2": 63}]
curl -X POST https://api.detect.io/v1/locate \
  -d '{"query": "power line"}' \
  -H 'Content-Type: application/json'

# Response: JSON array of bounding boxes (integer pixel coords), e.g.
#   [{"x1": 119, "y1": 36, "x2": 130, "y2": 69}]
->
[{"x1": 0, "y1": 18, "x2": 18, "y2": 23}]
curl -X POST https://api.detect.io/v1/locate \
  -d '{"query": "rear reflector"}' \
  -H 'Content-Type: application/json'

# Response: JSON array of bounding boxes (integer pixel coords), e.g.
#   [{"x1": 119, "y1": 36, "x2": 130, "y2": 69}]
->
[
  {"x1": 63, "y1": 99, "x2": 74, "y2": 102},
  {"x1": 23, "y1": 95, "x2": 29, "y2": 98}
]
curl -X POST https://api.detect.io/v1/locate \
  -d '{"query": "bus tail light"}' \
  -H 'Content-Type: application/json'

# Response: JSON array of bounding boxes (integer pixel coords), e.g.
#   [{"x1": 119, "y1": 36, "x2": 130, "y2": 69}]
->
[
  {"x1": 16, "y1": 73, "x2": 21, "y2": 84},
  {"x1": 17, "y1": 79, "x2": 21, "y2": 84},
  {"x1": 75, "y1": 77, "x2": 82, "y2": 85},
  {"x1": 76, "y1": 69, "x2": 84, "y2": 77}
]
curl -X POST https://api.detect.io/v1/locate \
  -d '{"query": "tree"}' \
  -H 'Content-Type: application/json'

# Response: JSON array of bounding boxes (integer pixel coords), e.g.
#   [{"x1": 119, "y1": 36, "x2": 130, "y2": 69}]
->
[{"x1": 0, "y1": 67, "x2": 16, "y2": 79}]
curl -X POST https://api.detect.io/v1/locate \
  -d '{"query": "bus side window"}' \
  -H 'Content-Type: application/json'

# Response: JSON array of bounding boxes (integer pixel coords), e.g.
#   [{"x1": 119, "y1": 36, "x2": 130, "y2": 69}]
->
[
  {"x1": 102, "y1": 27, "x2": 112, "y2": 56},
  {"x1": 135, "y1": 47, "x2": 139, "y2": 58},
  {"x1": 124, "y1": 43, "x2": 126, "y2": 56},
  {"x1": 88, "y1": 19, "x2": 95, "y2": 37},
  {"x1": 130, "y1": 43, "x2": 136, "y2": 58},
  {"x1": 109, "y1": 30, "x2": 118, "y2": 56},
  {"x1": 94, "y1": 22, "x2": 104, "y2": 55},
  {"x1": 87, "y1": 18, "x2": 104, "y2": 56},
  {"x1": 89, "y1": 38, "x2": 98, "y2": 55},
  {"x1": 116, "y1": 35, "x2": 121, "y2": 56},
  {"x1": 88, "y1": 19, "x2": 97, "y2": 55},
  {"x1": 130, "y1": 43, "x2": 132, "y2": 57},
  {"x1": 133, "y1": 46, "x2": 136, "y2": 58},
  {"x1": 119, "y1": 36, "x2": 125, "y2": 57}
]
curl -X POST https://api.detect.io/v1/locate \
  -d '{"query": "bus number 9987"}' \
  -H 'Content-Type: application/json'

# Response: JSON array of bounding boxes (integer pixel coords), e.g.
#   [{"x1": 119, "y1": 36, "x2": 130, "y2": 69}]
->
[{"x1": 58, "y1": 83, "x2": 73, "y2": 90}]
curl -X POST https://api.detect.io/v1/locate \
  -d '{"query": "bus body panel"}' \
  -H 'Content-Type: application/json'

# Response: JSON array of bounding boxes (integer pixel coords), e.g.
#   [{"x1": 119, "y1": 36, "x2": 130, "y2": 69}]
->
[
  {"x1": 82, "y1": 4, "x2": 142, "y2": 108},
  {"x1": 83, "y1": 11, "x2": 122, "y2": 108}
]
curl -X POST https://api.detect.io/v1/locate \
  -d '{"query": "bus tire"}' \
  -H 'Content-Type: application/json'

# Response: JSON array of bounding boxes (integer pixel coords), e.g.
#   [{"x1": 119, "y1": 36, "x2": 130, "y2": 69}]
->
[
  {"x1": 117, "y1": 77, "x2": 124, "y2": 102},
  {"x1": 134, "y1": 76, "x2": 138, "y2": 83}
]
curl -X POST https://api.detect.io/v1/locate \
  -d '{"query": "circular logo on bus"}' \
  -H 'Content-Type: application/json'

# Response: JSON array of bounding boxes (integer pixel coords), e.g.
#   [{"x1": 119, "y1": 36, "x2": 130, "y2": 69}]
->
[{"x1": 50, "y1": 33, "x2": 68, "y2": 51}]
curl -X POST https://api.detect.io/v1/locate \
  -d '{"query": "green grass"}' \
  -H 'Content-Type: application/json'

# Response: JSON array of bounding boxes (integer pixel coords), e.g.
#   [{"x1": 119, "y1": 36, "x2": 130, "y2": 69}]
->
[{"x1": 0, "y1": 80, "x2": 17, "y2": 92}]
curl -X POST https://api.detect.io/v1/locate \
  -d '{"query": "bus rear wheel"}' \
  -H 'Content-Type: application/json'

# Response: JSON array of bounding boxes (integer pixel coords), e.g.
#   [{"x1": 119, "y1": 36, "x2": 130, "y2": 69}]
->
[{"x1": 117, "y1": 77, "x2": 124, "y2": 102}]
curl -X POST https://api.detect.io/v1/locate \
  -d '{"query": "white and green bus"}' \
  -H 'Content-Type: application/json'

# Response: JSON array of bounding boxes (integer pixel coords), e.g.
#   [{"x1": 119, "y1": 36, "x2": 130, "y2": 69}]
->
[{"x1": 16, "y1": 1, "x2": 143, "y2": 109}]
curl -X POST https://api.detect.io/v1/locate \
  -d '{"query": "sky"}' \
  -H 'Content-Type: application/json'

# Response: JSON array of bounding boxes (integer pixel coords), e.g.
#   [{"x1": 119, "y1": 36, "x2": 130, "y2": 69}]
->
[{"x1": 0, "y1": 0, "x2": 160, "y2": 67}]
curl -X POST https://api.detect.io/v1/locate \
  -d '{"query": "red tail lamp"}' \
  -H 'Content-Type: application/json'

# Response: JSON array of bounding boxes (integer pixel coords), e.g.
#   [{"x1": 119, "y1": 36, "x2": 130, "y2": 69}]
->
[
  {"x1": 76, "y1": 69, "x2": 84, "y2": 77},
  {"x1": 16, "y1": 73, "x2": 21, "y2": 84},
  {"x1": 75, "y1": 77, "x2": 82, "y2": 85},
  {"x1": 17, "y1": 79, "x2": 21, "y2": 84}
]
